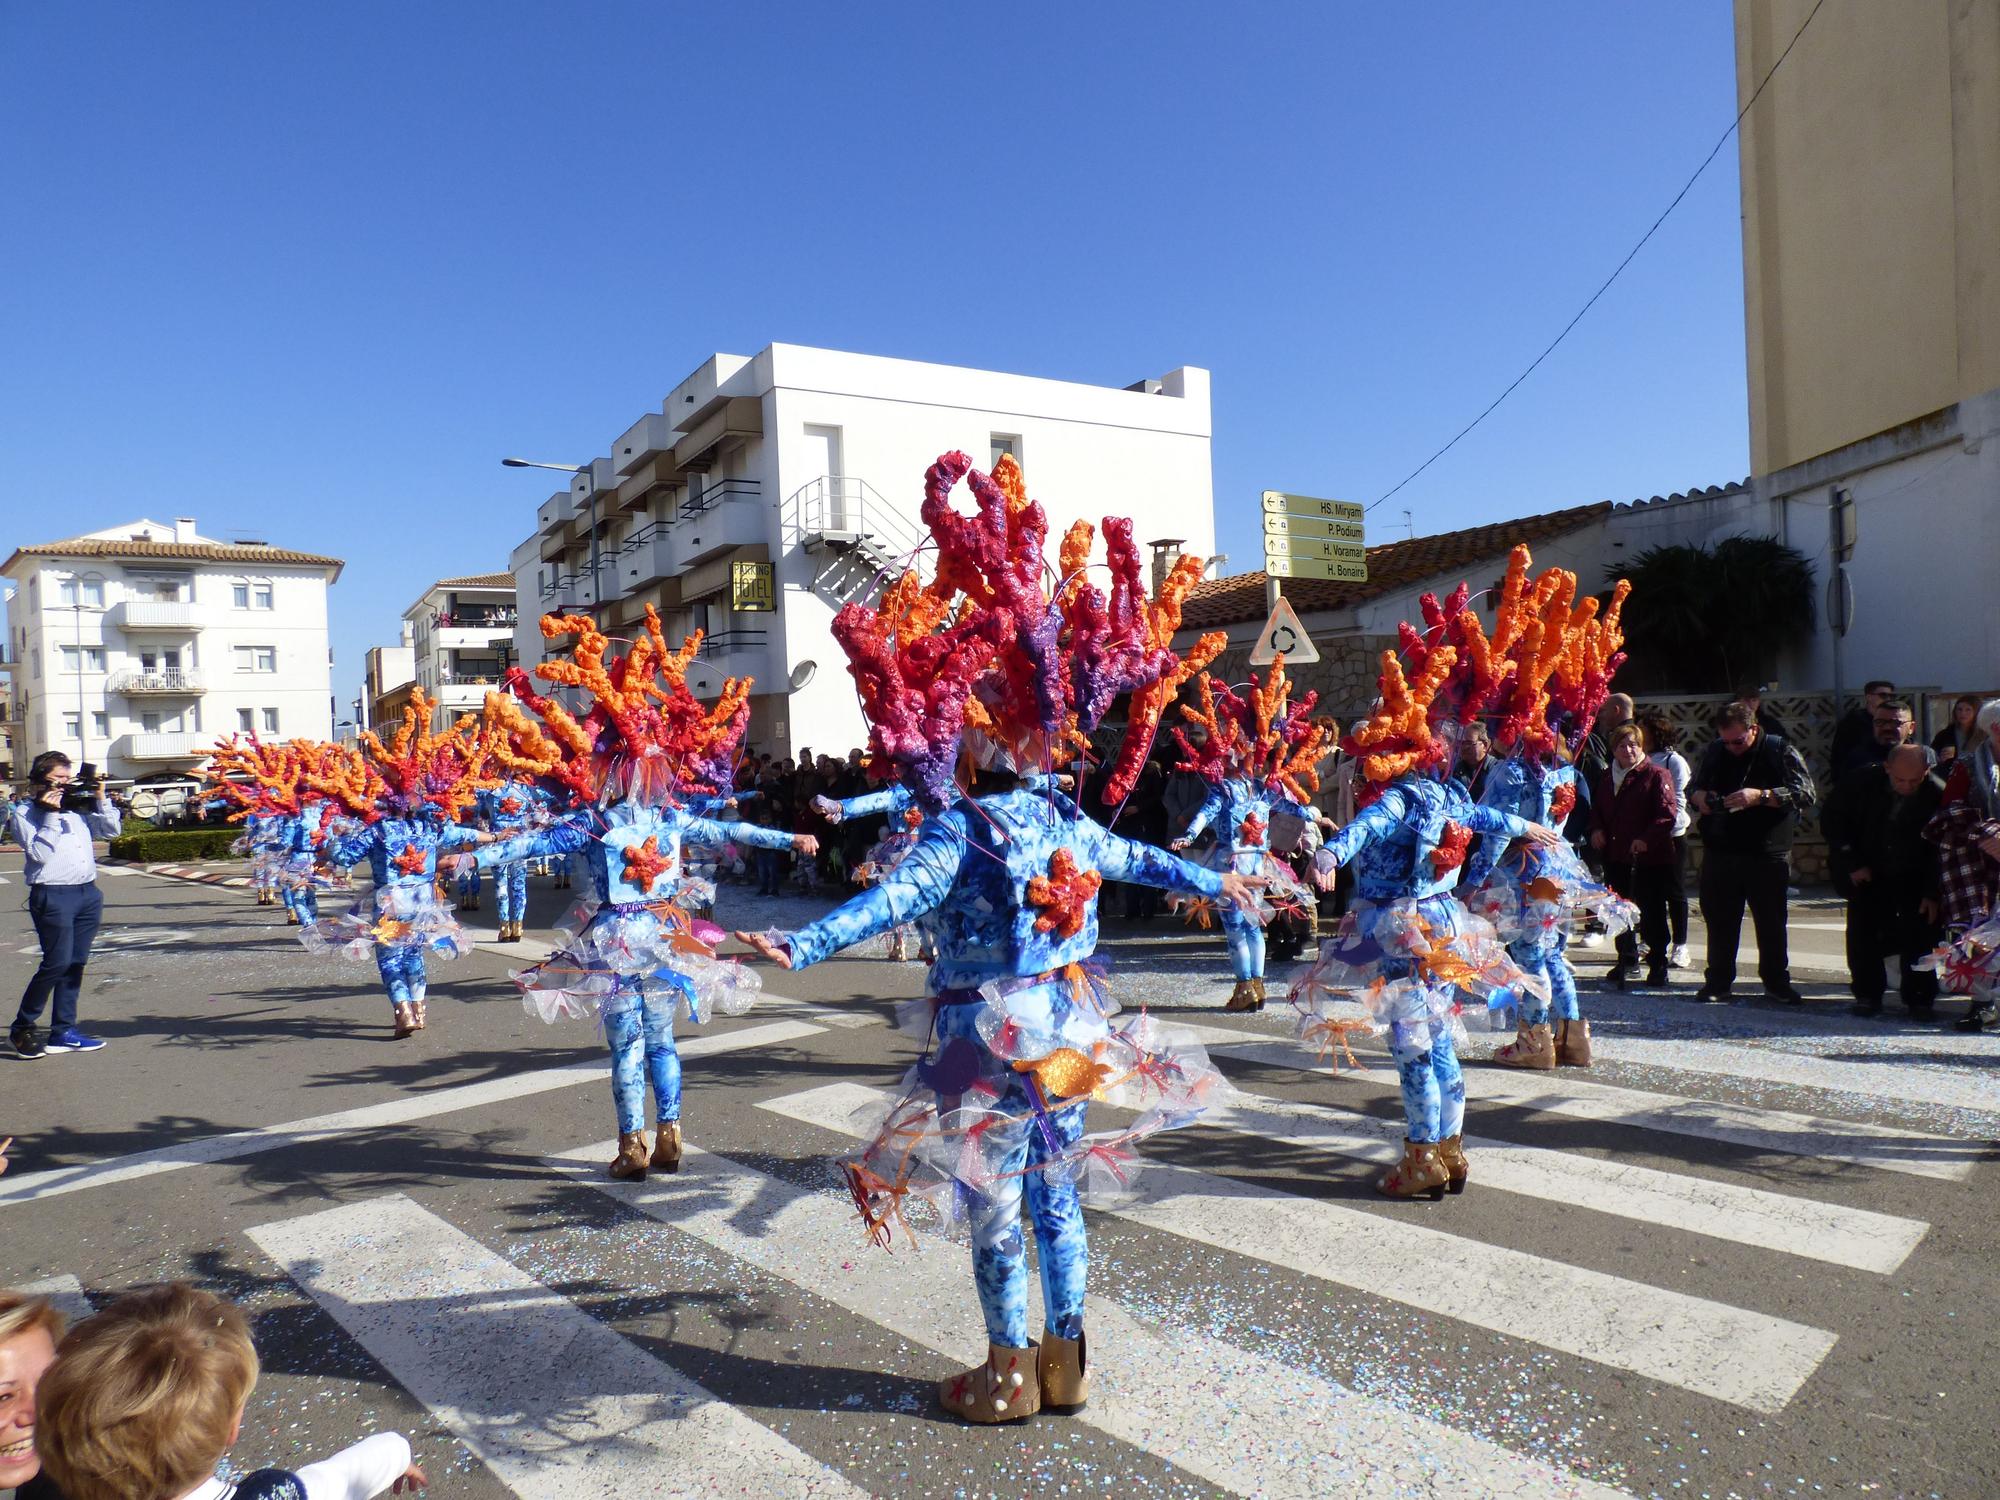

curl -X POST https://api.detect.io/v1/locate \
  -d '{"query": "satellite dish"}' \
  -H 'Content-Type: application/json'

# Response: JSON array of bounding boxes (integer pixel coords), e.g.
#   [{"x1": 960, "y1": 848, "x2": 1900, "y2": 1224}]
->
[{"x1": 788, "y1": 660, "x2": 818, "y2": 692}]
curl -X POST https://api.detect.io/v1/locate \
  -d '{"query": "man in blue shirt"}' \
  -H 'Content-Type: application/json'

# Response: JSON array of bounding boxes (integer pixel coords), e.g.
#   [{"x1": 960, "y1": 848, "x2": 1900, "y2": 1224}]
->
[{"x1": 9, "y1": 751, "x2": 120, "y2": 1058}]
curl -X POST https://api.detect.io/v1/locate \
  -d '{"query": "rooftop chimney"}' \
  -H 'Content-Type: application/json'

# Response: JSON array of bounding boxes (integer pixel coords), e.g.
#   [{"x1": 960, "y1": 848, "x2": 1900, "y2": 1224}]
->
[
  {"x1": 173, "y1": 517, "x2": 197, "y2": 543},
  {"x1": 1147, "y1": 537, "x2": 1186, "y2": 593}
]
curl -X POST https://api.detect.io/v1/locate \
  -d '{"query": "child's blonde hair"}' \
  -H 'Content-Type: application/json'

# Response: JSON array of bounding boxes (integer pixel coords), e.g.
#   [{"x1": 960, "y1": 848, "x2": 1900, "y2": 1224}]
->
[
  {"x1": 35, "y1": 1284, "x2": 259, "y2": 1500},
  {"x1": 0, "y1": 1289, "x2": 67, "y2": 1351}
]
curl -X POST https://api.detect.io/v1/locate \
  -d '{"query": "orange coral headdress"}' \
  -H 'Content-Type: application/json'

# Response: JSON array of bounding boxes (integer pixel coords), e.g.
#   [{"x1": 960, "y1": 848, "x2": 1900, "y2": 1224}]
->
[
  {"x1": 203, "y1": 737, "x2": 353, "y2": 822},
  {"x1": 503, "y1": 604, "x2": 751, "y2": 806},
  {"x1": 342, "y1": 688, "x2": 498, "y2": 821},
  {"x1": 830, "y1": 451, "x2": 1224, "y2": 811},
  {"x1": 1173, "y1": 658, "x2": 1333, "y2": 804}
]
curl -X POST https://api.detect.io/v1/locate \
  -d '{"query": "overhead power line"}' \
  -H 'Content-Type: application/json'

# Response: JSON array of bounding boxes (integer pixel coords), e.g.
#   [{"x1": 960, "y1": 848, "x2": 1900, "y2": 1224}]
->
[{"x1": 1367, "y1": 0, "x2": 1829, "y2": 514}]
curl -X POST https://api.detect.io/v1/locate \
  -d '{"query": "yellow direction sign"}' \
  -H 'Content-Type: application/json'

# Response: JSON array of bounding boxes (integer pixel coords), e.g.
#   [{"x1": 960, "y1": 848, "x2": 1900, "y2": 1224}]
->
[
  {"x1": 1269, "y1": 534, "x2": 1367, "y2": 566},
  {"x1": 1263, "y1": 511, "x2": 1365, "y2": 543},
  {"x1": 1267, "y1": 554, "x2": 1368, "y2": 583},
  {"x1": 1249, "y1": 595, "x2": 1319, "y2": 666},
  {"x1": 1262, "y1": 490, "x2": 1365, "y2": 523}
]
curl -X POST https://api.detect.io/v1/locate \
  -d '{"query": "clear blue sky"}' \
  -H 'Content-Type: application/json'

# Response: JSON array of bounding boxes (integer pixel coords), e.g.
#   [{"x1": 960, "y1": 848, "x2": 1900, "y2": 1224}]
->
[{"x1": 0, "y1": 1, "x2": 1747, "y2": 711}]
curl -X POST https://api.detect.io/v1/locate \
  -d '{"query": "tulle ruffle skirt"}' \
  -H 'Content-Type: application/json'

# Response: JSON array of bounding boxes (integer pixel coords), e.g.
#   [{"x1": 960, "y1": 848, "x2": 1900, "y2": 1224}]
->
[
  {"x1": 1289, "y1": 895, "x2": 1551, "y2": 1054},
  {"x1": 300, "y1": 881, "x2": 467, "y2": 961},
  {"x1": 837, "y1": 965, "x2": 1228, "y2": 1249},
  {"x1": 508, "y1": 896, "x2": 760, "y2": 1026},
  {"x1": 1917, "y1": 911, "x2": 2000, "y2": 998},
  {"x1": 1462, "y1": 841, "x2": 1638, "y2": 964}
]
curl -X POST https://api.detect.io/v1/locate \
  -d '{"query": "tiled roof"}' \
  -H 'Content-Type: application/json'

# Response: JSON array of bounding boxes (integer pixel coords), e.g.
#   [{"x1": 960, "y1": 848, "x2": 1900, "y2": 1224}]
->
[
  {"x1": 1181, "y1": 500, "x2": 1615, "y2": 630},
  {"x1": 2, "y1": 538, "x2": 344, "y2": 574},
  {"x1": 434, "y1": 572, "x2": 516, "y2": 590}
]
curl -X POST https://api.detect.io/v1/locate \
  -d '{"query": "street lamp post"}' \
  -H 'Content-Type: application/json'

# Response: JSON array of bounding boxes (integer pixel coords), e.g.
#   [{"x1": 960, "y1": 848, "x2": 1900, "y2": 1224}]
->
[{"x1": 502, "y1": 457, "x2": 600, "y2": 624}]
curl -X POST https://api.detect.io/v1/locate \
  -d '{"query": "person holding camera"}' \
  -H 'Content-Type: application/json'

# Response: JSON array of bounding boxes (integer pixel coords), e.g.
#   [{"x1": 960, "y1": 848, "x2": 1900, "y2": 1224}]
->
[{"x1": 9, "y1": 750, "x2": 121, "y2": 1058}]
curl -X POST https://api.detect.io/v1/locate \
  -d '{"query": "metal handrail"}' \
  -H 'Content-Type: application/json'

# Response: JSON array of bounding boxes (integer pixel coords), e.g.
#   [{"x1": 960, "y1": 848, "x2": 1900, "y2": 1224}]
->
[
  {"x1": 791, "y1": 475, "x2": 926, "y2": 564},
  {"x1": 700, "y1": 628, "x2": 770, "y2": 655},
  {"x1": 681, "y1": 477, "x2": 763, "y2": 519},
  {"x1": 620, "y1": 519, "x2": 671, "y2": 551}
]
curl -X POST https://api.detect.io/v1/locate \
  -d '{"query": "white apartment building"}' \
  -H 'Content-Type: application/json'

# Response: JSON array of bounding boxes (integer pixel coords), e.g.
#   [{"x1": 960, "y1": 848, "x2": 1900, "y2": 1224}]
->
[
  {"x1": 401, "y1": 572, "x2": 518, "y2": 726},
  {"x1": 1, "y1": 518, "x2": 342, "y2": 783},
  {"x1": 508, "y1": 343, "x2": 1215, "y2": 756}
]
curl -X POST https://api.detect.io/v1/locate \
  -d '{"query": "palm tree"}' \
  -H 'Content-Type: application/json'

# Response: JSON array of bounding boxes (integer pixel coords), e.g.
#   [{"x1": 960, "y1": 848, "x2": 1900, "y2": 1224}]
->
[{"x1": 1620, "y1": 535, "x2": 1815, "y2": 692}]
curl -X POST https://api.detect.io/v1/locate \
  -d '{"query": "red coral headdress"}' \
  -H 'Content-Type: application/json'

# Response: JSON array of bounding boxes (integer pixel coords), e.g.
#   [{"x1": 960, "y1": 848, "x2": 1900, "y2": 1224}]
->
[
  {"x1": 503, "y1": 605, "x2": 752, "y2": 806},
  {"x1": 203, "y1": 737, "x2": 351, "y2": 822},
  {"x1": 1172, "y1": 657, "x2": 1333, "y2": 803},
  {"x1": 831, "y1": 452, "x2": 1224, "y2": 811}
]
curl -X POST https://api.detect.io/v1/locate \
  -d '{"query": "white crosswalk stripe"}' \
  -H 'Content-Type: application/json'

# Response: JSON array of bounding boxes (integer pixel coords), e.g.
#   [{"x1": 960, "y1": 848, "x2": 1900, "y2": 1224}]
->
[
  {"x1": 246, "y1": 1194, "x2": 868, "y2": 1500},
  {"x1": 8, "y1": 1273, "x2": 93, "y2": 1324},
  {"x1": 549, "y1": 1141, "x2": 1629, "y2": 1499},
  {"x1": 761, "y1": 1081, "x2": 1840, "y2": 1414},
  {"x1": 1201, "y1": 1090, "x2": 1930, "y2": 1273},
  {"x1": 0, "y1": 1019, "x2": 824, "y2": 1208},
  {"x1": 1190, "y1": 1026, "x2": 1983, "y2": 1179}
]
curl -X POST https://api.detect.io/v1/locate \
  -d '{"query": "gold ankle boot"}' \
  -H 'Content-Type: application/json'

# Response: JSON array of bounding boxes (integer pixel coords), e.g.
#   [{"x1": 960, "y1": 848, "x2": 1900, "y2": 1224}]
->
[
  {"x1": 1555, "y1": 1018, "x2": 1593, "y2": 1067},
  {"x1": 1492, "y1": 1022, "x2": 1557, "y2": 1070},
  {"x1": 1376, "y1": 1139, "x2": 1449, "y2": 1200},
  {"x1": 609, "y1": 1131, "x2": 651, "y2": 1181},
  {"x1": 651, "y1": 1121, "x2": 682, "y2": 1172},
  {"x1": 391, "y1": 1005, "x2": 417, "y2": 1040},
  {"x1": 1250, "y1": 977, "x2": 1267, "y2": 1012},
  {"x1": 939, "y1": 1343, "x2": 1040, "y2": 1424},
  {"x1": 1224, "y1": 980, "x2": 1259, "y2": 1012},
  {"x1": 1037, "y1": 1331, "x2": 1089, "y2": 1412},
  {"x1": 1436, "y1": 1135, "x2": 1469, "y2": 1195}
]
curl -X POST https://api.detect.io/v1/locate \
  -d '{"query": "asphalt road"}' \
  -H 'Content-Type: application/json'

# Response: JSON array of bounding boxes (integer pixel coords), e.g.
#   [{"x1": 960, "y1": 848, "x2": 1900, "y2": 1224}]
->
[{"x1": 3, "y1": 857, "x2": 1996, "y2": 1499}]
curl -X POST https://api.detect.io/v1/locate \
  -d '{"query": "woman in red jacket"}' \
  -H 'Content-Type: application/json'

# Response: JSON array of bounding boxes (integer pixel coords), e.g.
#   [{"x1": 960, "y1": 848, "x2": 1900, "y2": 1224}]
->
[{"x1": 1591, "y1": 723, "x2": 1679, "y2": 988}]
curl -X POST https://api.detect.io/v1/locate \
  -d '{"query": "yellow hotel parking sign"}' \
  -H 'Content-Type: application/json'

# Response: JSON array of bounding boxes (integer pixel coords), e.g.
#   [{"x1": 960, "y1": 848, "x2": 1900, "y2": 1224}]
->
[{"x1": 731, "y1": 560, "x2": 776, "y2": 612}]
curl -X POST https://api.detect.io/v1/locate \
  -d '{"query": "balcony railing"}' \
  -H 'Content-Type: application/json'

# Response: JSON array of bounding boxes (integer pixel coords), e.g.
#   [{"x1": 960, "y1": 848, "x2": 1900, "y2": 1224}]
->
[
  {"x1": 112, "y1": 600, "x2": 198, "y2": 631},
  {"x1": 681, "y1": 477, "x2": 762, "y2": 518},
  {"x1": 109, "y1": 671, "x2": 206, "y2": 696},
  {"x1": 699, "y1": 628, "x2": 770, "y2": 657},
  {"x1": 121, "y1": 731, "x2": 207, "y2": 760}
]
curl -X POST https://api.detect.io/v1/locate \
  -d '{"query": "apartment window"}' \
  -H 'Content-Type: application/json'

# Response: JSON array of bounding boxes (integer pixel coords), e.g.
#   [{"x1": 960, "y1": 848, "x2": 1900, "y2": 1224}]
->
[
  {"x1": 144, "y1": 711, "x2": 164, "y2": 733},
  {"x1": 234, "y1": 645, "x2": 277, "y2": 673},
  {"x1": 62, "y1": 711, "x2": 80, "y2": 739},
  {"x1": 990, "y1": 434, "x2": 1021, "y2": 468},
  {"x1": 58, "y1": 577, "x2": 105, "y2": 607},
  {"x1": 91, "y1": 712, "x2": 108, "y2": 738},
  {"x1": 237, "y1": 708, "x2": 254, "y2": 732},
  {"x1": 59, "y1": 645, "x2": 106, "y2": 673},
  {"x1": 232, "y1": 582, "x2": 249, "y2": 608},
  {"x1": 261, "y1": 707, "x2": 279, "y2": 733},
  {"x1": 254, "y1": 582, "x2": 274, "y2": 609}
]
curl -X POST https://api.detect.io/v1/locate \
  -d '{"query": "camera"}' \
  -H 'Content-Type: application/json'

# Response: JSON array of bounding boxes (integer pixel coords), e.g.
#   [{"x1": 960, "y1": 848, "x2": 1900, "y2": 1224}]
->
[{"x1": 60, "y1": 763, "x2": 103, "y2": 814}]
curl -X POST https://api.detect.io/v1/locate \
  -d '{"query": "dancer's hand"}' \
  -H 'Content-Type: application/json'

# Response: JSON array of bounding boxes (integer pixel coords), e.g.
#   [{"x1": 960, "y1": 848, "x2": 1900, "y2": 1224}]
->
[
  {"x1": 1521, "y1": 821, "x2": 1566, "y2": 848},
  {"x1": 733, "y1": 930, "x2": 794, "y2": 969},
  {"x1": 1170, "y1": 837, "x2": 1191, "y2": 851},
  {"x1": 391, "y1": 1463, "x2": 428, "y2": 1494},
  {"x1": 792, "y1": 834, "x2": 820, "y2": 857},
  {"x1": 0, "y1": 1137, "x2": 11, "y2": 1176},
  {"x1": 1218, "y1": 872, "x2": 1266, "y2": 913},
  {"x1": 812, "y1": 795, "x2": 842, "y2": 823}
]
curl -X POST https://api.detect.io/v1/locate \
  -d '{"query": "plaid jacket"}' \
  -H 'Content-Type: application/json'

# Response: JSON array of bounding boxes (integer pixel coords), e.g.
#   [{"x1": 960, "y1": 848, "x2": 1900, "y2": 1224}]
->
[{"x1": 1923, "y1": 800, "x2": 2000, "y2": 929}]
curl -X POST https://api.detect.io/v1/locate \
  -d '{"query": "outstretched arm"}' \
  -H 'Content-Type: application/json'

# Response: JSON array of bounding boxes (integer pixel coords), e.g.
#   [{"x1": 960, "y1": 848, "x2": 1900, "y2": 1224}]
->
[
  {"x1": 685, "y1": 813, "x2": 817, "y2": 856},
  {"x1": 1087, "y1": 818, "x2": 1224, "y2": 898},
  {"x1": 746, "y1": 816, "x2": 963, "y2": 969},
  {"x1": 474, "y1": 810, "x2": 593, "y2": 868},
  {"x1": 815, "y1": 785, "x2": 912, "y2": 823},
  {"x1": 1172, "y1": 786, "x2": 1226, "y2": 849}
]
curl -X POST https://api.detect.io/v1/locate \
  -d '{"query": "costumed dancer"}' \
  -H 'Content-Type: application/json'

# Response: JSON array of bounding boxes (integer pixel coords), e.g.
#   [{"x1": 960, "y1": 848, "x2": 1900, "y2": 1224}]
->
[
  {"x1": 239, "y1": 809, "x2": 287, "y2": 908},
  {"x1": 303, "y1": 692, "x2": 498, "y2": 1038},
  {"x1": 1168, "y1": 665, "x2": 1332, "y2": 1011},
  {"x1": 277, "y1": 797, "x2": 328, "y2": 928},
  {"x1": 737, "y1": 451, "x2": 1257, "y2": 1425},
  {"x1": 1460, "y1": 547, "x2": 1637, "y2": 1069},
  {"x1": 478, "y1": 775, "x2": 545, "y2": 942},
  {"x1": 472, "y1": 610, "x2": 817, "y2": 1180},
  {"x1": 203, "y1": 738, "x2": 325, "y2": 924},
  {"x1": 1289, "y1": 580, "x2": 1572, "y2": 1200}
]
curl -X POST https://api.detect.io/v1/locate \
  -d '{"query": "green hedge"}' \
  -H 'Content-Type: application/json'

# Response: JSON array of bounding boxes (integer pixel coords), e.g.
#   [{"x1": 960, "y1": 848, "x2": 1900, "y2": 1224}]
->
[{"x1": 108, "y1": 828, "x2": 244, "y2": 863}]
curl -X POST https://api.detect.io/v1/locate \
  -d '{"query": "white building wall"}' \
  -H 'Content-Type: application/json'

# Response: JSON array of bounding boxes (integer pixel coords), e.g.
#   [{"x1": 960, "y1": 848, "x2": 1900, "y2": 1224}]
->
[
  {"x1": 506, "y1": 343, "x2": 1218, "y2": 759},
  {"x1": 3, "y1": 537, "x2": 335, "y2": 781}
]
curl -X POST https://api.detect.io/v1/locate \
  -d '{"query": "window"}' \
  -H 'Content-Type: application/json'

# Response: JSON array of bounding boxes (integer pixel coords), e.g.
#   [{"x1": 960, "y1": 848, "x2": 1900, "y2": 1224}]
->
[
  {"x1": 59, "y1": 645, "x2": 106, "y2": 673},
  {"x1": 254, "y1": 583, "x2": 274, "y2": 609},
  {"x1": 237, "y1": 708, "x2": 254, "y2": 732},
  {"x1": 62, "y1": 711, "x2": 80, "y2": 739},
  {"x1": 143, "y1": 711, "x2": 163, "y2": 733},
  {"x1": 58, "y1": 578, "x2": 104, "y2": 607},
  {"x1": 91, "y1": 712, "x2": 108, "y2": 738},
  {"x1": 990, "y1": 434, "x2": 1020, "y2": 468},
  {"x1": 261, "y1": 707, "x2": 279, "y2": 733},
  {"x1": 234, "y1": 646, "x2": 276, "y2": 674},
  {"x1": 232, "y1": 583, "x2": 250, "y2": 608}
]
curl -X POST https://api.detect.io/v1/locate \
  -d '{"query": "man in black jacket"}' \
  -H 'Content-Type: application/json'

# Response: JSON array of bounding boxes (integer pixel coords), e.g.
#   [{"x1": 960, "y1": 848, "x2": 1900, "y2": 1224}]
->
[
  {"x1": 1687, "y1": 702, "x2": 1818, "y2": 1004},
  {"x1": 1821, "y1": 743, "x2": 1945, "y2": 1017}
]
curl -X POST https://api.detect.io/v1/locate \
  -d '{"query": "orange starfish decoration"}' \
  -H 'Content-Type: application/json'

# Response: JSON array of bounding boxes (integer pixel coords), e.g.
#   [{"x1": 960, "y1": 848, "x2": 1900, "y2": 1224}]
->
[
  {"x1": 1012, "y1": 1046, "x2": 1115, "y2": 1100},
  {"x1": 621, "y1": 835, "x2": 674, "y2": 895},
  {"x1": 1429, "y1": 821, "x2": 1472, "y2": 875},
  {"x1": 1025, "y1": 849, "x2": 1102, "y2": 939},
  {"x1": 393, "y1": 844, "x2": 428, "y2": 876}
]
